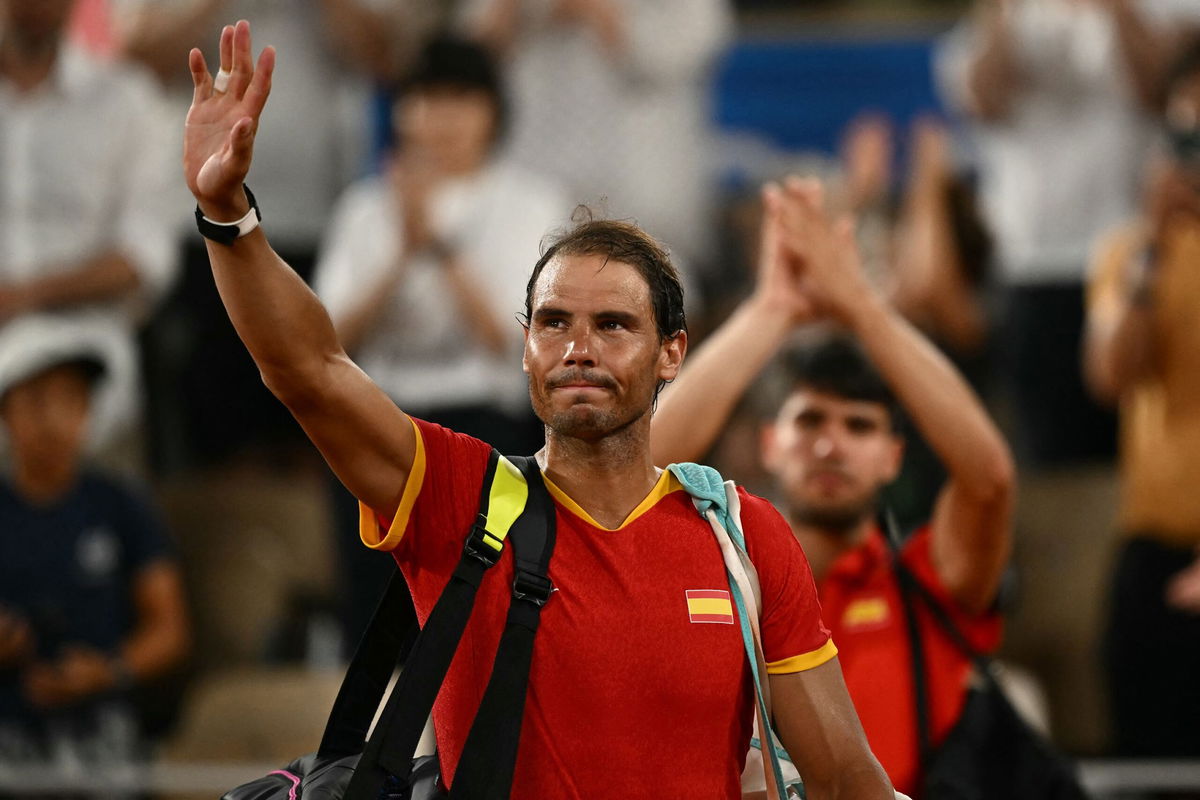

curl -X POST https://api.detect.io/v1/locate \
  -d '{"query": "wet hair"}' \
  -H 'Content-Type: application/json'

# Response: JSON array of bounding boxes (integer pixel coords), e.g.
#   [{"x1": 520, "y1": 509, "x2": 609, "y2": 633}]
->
[
  {"x1": 524, "y1": 210, "x2": 687, "y2": 342},
  {"x1": 396, "y1": 34, "x2": 509, "y2": 143},
  {"x1": 782, "y1": 334, "x2": 903, "y2": 432}
]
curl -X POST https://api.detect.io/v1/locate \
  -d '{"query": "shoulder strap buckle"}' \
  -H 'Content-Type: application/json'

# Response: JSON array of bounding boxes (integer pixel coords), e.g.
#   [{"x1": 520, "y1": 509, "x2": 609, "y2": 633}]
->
[
  {"x1": 463, "y1": 515, "x2": 504, "y2": 568},
  {"x1": 512, "y1": 568, "x2": 554, "y2": 607}
]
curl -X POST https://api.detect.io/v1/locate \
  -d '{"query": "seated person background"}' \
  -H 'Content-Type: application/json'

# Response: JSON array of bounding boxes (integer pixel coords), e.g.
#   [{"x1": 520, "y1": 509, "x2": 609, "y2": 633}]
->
[{"x1": 0, "y1": 315, "x2": 190, "y2": 765}]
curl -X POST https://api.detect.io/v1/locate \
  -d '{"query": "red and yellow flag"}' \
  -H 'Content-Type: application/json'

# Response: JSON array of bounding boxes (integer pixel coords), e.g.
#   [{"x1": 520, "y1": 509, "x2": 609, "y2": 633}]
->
[{"x1": 686, "y1": 589, "x2": 734, "y2": 624}]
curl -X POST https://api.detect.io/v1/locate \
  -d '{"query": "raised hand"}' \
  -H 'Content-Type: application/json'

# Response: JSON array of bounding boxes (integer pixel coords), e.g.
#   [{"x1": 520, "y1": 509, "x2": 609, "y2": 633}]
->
[
  {"x1": 184, "y1": 20, "x2": 275, "y2": 219},
  {"x1": 775, "y1": 177, "x2": 877, "y2": 325},
  {"x1": 752, "y1": 182, "x2": 818, "y2": 325}
]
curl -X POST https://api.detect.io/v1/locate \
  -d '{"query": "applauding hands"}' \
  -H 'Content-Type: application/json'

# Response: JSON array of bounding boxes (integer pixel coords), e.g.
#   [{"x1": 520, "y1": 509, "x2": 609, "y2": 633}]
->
[{"x1": 754, "y1": 177, "x2": 879, "y2": 331}]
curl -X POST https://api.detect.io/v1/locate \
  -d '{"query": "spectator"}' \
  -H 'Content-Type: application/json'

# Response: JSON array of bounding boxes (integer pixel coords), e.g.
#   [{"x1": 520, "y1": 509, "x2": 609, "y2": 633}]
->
[
  {"x1": 1084, "y1": 40, "x2": 1200, "y2": 757},
  {"x1": 311, "y1": 35, "x2": 566, "y2": 648},
  {"x1": 936, "y1": 0, "x2": 1200, "y2": 749},
  {"x1": 0, "y1": 315, "x2": 190, "y2": 766},
  {"x1": 115, "y1": 0, "x2": 435, "y2": 470},
  {"x1": 652, "y1": 178, "x2": 1015, "y2": 797},
  {"x1": 0, "y1": 0, "x2": 177, "y2": 455},
  {"x1": 463, "y1": 0, "x2": 733, "y2": 278},
  {"x1": 936, "y1": 0, "x2": 1200, "y2": 466}
]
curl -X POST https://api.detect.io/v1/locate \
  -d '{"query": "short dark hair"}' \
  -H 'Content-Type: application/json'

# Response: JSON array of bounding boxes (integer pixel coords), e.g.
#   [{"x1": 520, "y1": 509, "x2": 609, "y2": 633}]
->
[
  {"x1": 398, "y1": 35, "x2": 508, "y2": 141},
  {"x1": 782, "y1": 334, "x2": 902, "y2": 431},
  {"x1": 524, "y1": 211, "x2": 687, "y2": 342}
]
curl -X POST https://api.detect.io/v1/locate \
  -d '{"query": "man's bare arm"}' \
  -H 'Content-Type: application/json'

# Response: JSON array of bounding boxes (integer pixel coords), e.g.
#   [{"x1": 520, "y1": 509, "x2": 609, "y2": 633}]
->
[
  {"x1": 771, "y1": 659, "x2": 893, "y2": 800},
  {"x1": 777, "y1": 181, "x2": 1014, "y2": 616},
  {"x1": 118, "y1": 562, "x2": 191, "y2": 683},
  {"x1": 184, "y1": 22, "x2": 414, "y2": 517}
]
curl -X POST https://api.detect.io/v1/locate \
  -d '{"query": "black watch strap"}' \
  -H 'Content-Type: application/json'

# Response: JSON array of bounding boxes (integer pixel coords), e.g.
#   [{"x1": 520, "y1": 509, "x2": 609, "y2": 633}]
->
[{"x1": 195, "y1": 184, "x2": 262, "y2": 246}]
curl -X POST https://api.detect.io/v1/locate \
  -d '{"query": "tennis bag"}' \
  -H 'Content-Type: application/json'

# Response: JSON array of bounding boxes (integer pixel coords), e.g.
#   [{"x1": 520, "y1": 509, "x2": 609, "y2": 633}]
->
[{"x1": 222, "y1": 451, "x2": 556, "y2": 800}]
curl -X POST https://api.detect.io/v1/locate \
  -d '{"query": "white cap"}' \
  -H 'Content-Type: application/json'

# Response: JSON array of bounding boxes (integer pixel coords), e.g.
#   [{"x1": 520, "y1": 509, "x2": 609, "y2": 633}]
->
[{"x1": 0, "y1": 312, "x2": 131, "y2": 450}]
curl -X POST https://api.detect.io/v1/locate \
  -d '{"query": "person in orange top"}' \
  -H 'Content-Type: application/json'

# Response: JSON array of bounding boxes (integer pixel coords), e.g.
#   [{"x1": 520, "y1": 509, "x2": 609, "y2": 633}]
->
[
  {"x1": 181, "y1": 20, "x2": 895, "y2": 799},
  {"x1": 652, "y1": 178, "x2": 1015, "y2": 797},
  {"x1": 1084, "y1": 39, "x2": 1200, "y2": 757}
]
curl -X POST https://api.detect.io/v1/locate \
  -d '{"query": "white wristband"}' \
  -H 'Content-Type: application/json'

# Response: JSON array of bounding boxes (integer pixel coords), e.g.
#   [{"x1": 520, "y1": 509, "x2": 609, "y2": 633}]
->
[{"x1": 201, "y1": 205, "x2": 260, "y2": 239}]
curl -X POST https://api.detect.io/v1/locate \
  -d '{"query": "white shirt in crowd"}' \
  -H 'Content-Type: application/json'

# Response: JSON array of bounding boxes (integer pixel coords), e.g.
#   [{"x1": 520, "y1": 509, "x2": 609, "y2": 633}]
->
[
  {"x1": 460, "y1": 0, "x2": 733, "y2": 275},
  {"x1": 0, "y1": 44, "x2": 177, "y2": 445},
  {"x1": 937, "y1": 0, "x2": 1200, "y2": 286},
  {"x1": 313, "y1": 161, "x2": 567, "y2": 415}
]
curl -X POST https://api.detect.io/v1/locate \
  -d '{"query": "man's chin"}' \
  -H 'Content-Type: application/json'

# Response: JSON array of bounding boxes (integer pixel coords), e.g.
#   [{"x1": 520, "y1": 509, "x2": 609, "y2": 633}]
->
[{"x1": 792, "y1": 500, "x2": 875, "y2": 536}]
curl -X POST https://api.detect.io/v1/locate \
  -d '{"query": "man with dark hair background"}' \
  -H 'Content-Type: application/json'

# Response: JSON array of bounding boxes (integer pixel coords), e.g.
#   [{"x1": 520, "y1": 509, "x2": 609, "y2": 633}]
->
[
  {"x1": 180, "y1": 21, "x2": 895, "y2": 798},
  {"x1": 652, "y1": 178, "x2": 1015, "y2": 797}
]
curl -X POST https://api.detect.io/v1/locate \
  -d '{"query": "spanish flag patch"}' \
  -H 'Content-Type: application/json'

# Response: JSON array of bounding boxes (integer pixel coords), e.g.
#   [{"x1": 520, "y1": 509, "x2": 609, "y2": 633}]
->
[{"x1": 686, "y1": 589, "x2": 735, "y2": 624}]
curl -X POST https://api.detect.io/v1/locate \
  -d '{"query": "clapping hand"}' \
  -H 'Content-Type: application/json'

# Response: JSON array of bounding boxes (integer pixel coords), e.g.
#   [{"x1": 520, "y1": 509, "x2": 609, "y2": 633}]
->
[
  {"x1": 772, "y1": 177, "x2": 877, "y2": 326},
  {"x1": 184, "y1": 20, "x2": 275, "y2": 220}
]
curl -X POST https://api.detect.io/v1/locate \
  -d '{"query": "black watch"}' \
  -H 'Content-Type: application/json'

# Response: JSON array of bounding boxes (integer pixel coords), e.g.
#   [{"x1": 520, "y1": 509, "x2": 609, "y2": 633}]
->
[{"x1": 195, "y1": 184, "x2": 262, "y2": 245}]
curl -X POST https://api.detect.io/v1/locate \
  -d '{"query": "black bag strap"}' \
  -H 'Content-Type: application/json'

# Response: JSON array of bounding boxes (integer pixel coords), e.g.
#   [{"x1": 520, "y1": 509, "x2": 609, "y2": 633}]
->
[
  {"x1": 449, "y1": 455, "x2": 556, "y2": 799},
  {"x1": 317, "y1": 569, "x2": 419, "y2": 759},
  {"x1": 881, "y1": 509, "x2": 938, "y2": 769},
  {"x1": 343, "y1": 449, "x2": 518, "y2": 800},
  {"x1": 882, "y1": 509, "x2": 999, "y2": 770}
]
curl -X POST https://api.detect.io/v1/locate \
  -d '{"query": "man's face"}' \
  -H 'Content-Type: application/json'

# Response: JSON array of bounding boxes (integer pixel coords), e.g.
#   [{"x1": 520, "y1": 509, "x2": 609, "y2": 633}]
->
[
  {"x1": 394, "y1": 86, "x2": 497, "y2": 175},
  {"x1": 762, "y1": 388, "x2": 902, "y2": 533},
  {"x1": 1, "y1": 365, "x2": 91, "y2": 484},
  {"x1": 523, "y1": 253, "x2": 685, "y2": 442}
]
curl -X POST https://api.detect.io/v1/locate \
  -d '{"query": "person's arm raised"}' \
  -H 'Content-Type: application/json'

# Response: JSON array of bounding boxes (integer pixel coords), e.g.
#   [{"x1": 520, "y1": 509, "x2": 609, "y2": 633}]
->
[
  {"x1": 184, "y1": 21, "x2": 414, "y2": 518},
  {"x1": 777, "y1": 180, "x2": 1014, "y2": 616},
  {"x1": 650, "y1": 185, "x2": 813, "y2": 466}
]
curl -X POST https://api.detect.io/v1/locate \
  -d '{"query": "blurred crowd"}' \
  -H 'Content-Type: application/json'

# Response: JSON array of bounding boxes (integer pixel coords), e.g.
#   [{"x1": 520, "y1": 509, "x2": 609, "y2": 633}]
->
[{"x1": 3, "y1": 0, "x2": 1200, "y2": 791}]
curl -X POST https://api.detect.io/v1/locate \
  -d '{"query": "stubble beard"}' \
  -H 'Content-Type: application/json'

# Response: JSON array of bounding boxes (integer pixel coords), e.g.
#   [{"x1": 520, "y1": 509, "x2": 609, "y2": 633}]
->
[{"x1": 790, "y1": 492, "x2": 879, "y2": 537}]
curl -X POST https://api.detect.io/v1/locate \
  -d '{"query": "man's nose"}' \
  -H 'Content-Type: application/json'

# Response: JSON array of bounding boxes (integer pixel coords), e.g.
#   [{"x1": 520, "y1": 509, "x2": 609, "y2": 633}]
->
[
  {"x1": 812, "y1": 430, "x2": 842, "y2": 460},
  {"x1": 562, "y1": 329, "x2": 596, "y2": 366}
]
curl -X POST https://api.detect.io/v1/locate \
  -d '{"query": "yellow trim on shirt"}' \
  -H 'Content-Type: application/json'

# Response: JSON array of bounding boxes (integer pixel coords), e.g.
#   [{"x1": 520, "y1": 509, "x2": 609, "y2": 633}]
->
[
  {"x1": 542, "y1": 470, "x2": 683, "y2": 531},
  {"x1": 359, "y1": 416, "x2": 426, "y2": 551},
  {"x1": 766, "y1": 638, "x2": 839, "y2": 675}
]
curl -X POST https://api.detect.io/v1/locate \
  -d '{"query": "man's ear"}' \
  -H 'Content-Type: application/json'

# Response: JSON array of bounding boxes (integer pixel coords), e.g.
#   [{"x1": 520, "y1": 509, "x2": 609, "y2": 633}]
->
[
  {"x1": 760, "y1": 422, "x2": 780, "y2": 473},
  {"x1": 522, "y1": 326, "x2": 531, "y2": 374},
  {"x1": 658, "y1": 330, "x2": 688, "y2": 382}
]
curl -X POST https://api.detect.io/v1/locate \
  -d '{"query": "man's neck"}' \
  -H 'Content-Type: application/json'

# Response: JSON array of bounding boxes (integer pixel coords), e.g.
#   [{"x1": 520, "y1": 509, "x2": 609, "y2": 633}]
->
[
  {"x1": 538, "y1": 418, "x2": 660, "y2": 529},
  {"x1": 0, "y1": 33, "x2": 60, "y2": 94},
  {"x1": 789, "y1": 515, "x2": 874, "y2": 581}
]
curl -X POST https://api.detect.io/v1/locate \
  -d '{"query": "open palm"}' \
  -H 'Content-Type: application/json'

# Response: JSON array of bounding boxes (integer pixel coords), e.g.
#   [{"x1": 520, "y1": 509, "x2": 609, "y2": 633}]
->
[{"x1": 184, "y1": 20, "x2": 274, "y2": 215}]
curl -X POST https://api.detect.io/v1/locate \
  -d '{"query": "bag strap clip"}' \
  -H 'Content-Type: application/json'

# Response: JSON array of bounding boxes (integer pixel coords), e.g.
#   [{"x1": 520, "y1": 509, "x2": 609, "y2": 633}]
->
[
  {"x1": 463, "y1": 516, "x2": 504, "y2": 568},
  {"x1": 512, "y1": 568, "x2": 554, "y2": 607}
]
